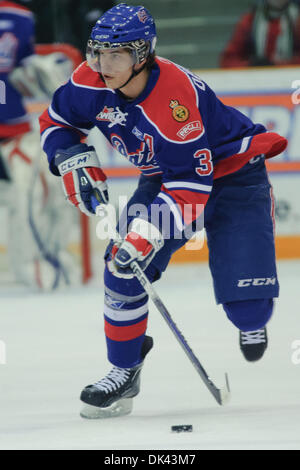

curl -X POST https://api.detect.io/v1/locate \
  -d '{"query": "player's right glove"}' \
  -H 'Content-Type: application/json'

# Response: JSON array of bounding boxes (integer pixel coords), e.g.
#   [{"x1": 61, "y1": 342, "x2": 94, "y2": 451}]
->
[
  {"x1": 105, "y1": 218, "x2": 164, "y2": 278},
  {"x1": 55, "y1": 143, "x2": 108, "y2": 216}
]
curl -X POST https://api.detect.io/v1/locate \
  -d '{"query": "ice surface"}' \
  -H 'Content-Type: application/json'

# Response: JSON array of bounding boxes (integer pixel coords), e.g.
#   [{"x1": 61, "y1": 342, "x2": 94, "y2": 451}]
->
[{"x1": 0, "y1": 260, "x2": 300, "y2": 450}]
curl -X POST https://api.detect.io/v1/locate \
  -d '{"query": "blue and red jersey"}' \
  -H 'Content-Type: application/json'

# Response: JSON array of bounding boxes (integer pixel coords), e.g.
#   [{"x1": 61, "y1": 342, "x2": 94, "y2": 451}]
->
[
  {"x1": 40, "y1": 56, "x2": 287, "y2": 235},
  {"x1": 0, "y1": 1, "x2": 35, "y2": 138}
]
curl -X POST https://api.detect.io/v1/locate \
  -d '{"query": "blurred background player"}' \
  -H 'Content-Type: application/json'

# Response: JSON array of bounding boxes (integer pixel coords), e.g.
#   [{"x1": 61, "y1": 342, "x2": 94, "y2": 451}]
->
[
  {"x1": 39, "y1": 3, "x2": 287, "y2": 417},
  {"x1": 220, "y1": 0, "x2": 300, "y2": 67},
  {"x1": 0, "y1": 0, "x2": 82, "y2": 289}
]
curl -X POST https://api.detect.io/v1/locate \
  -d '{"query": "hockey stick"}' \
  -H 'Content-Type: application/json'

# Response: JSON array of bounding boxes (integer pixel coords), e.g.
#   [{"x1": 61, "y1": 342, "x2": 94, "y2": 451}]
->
[{"x1": 92, "y1": 197, "x2": 230, "y2": 406}]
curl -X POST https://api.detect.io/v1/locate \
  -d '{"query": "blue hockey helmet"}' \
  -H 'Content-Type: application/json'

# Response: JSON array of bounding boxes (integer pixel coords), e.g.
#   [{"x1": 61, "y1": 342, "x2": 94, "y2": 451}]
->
[{"x1": 86, "y1": 3, "x2": 157, "y2": 73}]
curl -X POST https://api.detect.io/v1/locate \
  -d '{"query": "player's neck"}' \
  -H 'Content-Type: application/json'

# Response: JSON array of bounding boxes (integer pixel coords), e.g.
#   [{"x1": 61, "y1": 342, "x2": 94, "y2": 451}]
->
[{"x1": 119, "y1": 68, "x2": 150, "y2": 100}]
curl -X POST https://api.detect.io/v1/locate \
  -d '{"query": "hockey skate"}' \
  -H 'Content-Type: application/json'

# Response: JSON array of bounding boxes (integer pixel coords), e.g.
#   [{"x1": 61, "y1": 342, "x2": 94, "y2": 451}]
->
[
  {"x1": 80, "y1": 335, "x2": 153, "y2": 419},
  {"x1": 239, "y1": 327, "x2": 268, "y2": 362}
]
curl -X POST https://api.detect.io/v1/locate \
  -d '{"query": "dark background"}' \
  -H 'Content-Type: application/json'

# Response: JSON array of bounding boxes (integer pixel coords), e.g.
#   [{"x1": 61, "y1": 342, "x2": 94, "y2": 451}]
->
[
  {"x1": 18, "y1": 0, "x2": 258, "y2": 68},
  {"x1": 19, "y1": 0, "x2": 300, "y2": 69}
]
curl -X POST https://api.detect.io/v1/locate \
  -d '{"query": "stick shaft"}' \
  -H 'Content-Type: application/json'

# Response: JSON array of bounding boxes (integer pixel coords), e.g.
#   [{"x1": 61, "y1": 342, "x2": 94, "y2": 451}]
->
[{"x1": 131, "y1": 261, "x2": 225, "y2": 405}]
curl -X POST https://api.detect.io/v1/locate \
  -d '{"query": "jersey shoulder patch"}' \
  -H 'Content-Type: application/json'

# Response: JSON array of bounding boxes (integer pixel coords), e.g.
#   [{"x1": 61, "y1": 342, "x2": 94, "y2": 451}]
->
[
  {"x1": 138, "y1": 57, "x2": 204, "y2": 143},
  {"x1": 71, "y1": 61, "x2": 107, "y2": 90}
]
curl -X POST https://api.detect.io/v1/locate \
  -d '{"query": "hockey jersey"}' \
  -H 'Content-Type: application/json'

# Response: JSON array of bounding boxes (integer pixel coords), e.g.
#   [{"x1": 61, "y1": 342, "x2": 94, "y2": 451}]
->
[
  {"x1": 0, "y1": 1, "x2": 35, "y2": 138},
  {"x1": 40, "y1": 56, "x2": 287, "y2": 235}
]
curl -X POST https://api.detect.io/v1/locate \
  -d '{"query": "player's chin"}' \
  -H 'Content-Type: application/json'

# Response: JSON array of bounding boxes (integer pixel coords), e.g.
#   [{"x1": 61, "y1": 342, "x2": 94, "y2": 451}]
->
[{"x1": 103, "y1": 75, "x2": 117, "y2": 87}]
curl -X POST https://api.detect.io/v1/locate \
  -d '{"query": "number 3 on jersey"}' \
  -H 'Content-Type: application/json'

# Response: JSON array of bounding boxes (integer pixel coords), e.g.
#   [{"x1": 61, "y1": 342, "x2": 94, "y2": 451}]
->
[{"x1": 194, "y1": 148, "x2": 213, "y2": 176}]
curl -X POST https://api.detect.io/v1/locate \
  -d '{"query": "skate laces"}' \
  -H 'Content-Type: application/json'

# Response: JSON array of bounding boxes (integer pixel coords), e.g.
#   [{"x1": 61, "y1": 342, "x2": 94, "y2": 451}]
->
[
  {"x1": 240, "y1": 329, "x2": 266, "y2": 345},
  {"x1": 93, "y1": 367, "x2": 131, "y2": 394}
]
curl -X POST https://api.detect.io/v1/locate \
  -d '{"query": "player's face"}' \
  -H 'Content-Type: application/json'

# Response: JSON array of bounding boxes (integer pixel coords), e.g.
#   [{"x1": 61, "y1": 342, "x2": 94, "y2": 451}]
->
[
  {"x1": 96, "y1": 48, "x2": 136, "y2": 89},
  {"x1": 267, "y1": 0, "x2": 289, "y2": 8}
]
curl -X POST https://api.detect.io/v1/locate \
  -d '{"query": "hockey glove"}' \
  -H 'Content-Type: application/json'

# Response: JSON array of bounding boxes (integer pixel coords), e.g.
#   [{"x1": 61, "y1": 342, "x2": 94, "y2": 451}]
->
[
  {"x1": 55, "y1": 143, "x2": 108, "y2": 216},
  {"x1": 109, "y1": 218, "x2": 164, "y2": 277}
]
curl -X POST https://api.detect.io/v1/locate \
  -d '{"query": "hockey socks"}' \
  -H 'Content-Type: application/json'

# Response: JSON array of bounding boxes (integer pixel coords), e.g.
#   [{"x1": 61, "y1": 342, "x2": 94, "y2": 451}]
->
[
  {"x1": 103, "y1": 264, "x2": 153, "y2": 368},
  {"x1": 104, "y1": 293, "x2": 149, "y2": 368}
]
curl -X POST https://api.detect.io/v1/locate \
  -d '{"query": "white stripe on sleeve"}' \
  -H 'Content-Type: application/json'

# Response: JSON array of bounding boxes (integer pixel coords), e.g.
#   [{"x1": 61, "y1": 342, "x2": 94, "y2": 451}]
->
[
  {"x1": 163, "y1": 181, "x2": 212, "y2": 193},
  {"x1": 48, "y1": 105, "x2": 89, "y2": 135},
  {"x1": 41, "y1": 126, "x2": 60, "y2": 148},
  {"x1": 157, "y1": 191, "x2": 185, "y2": 231},
  {"x1": 238, "y1": 136, "x2": 251, "y2": 154}
]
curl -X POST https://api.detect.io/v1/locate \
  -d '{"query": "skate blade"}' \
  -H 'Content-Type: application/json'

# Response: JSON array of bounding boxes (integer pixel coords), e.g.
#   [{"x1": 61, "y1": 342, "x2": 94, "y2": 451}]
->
[{"x1": 80, "y1": 398, "x2": 133, "y2": 419}]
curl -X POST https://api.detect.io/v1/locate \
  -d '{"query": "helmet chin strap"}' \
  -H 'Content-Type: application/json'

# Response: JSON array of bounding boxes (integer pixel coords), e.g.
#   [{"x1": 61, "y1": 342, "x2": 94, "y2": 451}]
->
[
  {"x1": 99, "y1": 63, "x2": 147, "y2": 93},
  {"x1": 118, "y1": 62, "x2": 147, "y2": 90}
]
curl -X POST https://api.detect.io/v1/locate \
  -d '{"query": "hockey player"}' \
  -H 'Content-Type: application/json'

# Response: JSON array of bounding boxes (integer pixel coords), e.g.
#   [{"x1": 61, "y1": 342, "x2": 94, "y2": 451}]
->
[
  {"x1": 39, "y1": 4, "x2": 287, "y2": 417},
  {"x1": 0, "y1": 0, "x2": 82, "y2": 289}
]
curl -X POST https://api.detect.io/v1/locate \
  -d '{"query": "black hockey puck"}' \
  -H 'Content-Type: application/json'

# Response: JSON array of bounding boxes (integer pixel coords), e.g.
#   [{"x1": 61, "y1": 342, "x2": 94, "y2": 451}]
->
[{"x1": 171, "y1": 425, "x2": 193, "y2": 433}]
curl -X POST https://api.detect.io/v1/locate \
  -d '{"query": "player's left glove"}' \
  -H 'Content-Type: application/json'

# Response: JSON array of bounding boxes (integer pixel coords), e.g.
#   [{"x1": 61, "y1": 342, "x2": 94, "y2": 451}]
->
[
  {"x1": 108, "y1": 218, "x2": 164, "y2": 277},
  {"x1": 55, "y1": 143, "x2": 108, "y2": 216}
]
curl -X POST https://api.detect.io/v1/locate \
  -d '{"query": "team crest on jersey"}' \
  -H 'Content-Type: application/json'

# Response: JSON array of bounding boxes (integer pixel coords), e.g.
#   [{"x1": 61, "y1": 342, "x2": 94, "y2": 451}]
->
[
  {"x1": 110, "y1": 133, "x2": 162, "y2": 176},
  {"x1": 169, "y1": 99, "x2": 189, "y2": 122},
  {"x1": 96, "y1": 106, "x2": 128, "y2": 128},
  {"x1": 137, "y1": 9, "x2": 148, "y2": 23}
]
